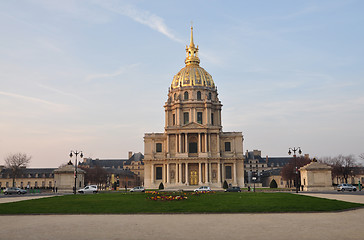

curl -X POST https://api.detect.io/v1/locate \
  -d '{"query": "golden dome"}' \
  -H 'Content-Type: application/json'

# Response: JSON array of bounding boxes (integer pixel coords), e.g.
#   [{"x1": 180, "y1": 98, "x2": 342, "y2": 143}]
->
[{"x1": 171, "y1": 26, "x2": 215, "y2": 90}]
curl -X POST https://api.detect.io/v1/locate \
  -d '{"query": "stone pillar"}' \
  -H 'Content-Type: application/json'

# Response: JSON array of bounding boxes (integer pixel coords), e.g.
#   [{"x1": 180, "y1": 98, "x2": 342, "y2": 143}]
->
[
  {"x1": 151, "y1": 164, "x2": 154, "y2": 183},
  {"x1": 166, "y1": 163, "x2": 170, "y2": 184},
  {"x1": 166, "y1": 134, "x2": 169, "y2": 155},
  {"x1": 233, "y1": 162, "x2": 237, "y2": 185},
  {"x1": 217, "y1": 162, "x2": 221, "y2": 183},
  {"x1": 205, "y1": 162, "x2": 208, "y2": 183},
  {"x1": 175, "y1": 163, "x2": 178, "y2": 184},
  {"x1": 198, "y1": 133, "x2": 201, "y2": 153},
  {"x1": 199, "y1": 162, "x2": 202, "y2": 184},
  {"x1": 222, "y1": 162, "x2": 225, "y2": 182},
  {"x1": 185, "y1": 163, "x2": 189, "y2": 185},
  {"x1": 208, "y1": 134, "x2": 211, "y2": 152},
  {"x1": 185, "y1": 133, "x2": 188, "y2": 153},
  {"x1": 179, "y1": 134, "x2": 182, "y2": 153},
  {"x1": 217, "y1": 134, "x2": 220, "y2": 155},
  {"x1": 209, "y1": 162, "x2": 212, "y2": 183},
  {"x1": 178, "y1": 163, "x2": 182, "y2": 183},
  {"x1": 175, "y1": 134, "x2": 178, "y2": 153},
  {"x1": 204, "y1": 134, "x2": 208, "y2": 153}
]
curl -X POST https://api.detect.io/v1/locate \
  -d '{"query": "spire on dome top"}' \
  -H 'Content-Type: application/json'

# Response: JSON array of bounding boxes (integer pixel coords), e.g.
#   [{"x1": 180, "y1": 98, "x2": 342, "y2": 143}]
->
[
  {"x1": 190, "y1": 25, "x2": 195, "y2": 47},
  {"x1": 185, "y1": 24, "x2": 200, "y2": 66}
]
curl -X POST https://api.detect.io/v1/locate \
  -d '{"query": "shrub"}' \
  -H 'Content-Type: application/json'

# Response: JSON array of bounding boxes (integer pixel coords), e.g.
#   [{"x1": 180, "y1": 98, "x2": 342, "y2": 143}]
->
[
  {"x1": 270, "y1": 179, "x2": 278, "y2": 188},
  {"x1": 158, "y1": 182, "x2": 164, "y2": 190},
  {"x1": 223, "y1": 180, "x2": 228, "y2": 189}
]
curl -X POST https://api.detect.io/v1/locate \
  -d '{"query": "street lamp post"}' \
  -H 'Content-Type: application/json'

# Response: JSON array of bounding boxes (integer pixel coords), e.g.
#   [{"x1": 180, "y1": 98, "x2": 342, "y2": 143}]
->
[
  {"x1": 288, "y1": 147, "x2": 302, "y2": 193},
  {"x1": 69, "y1": 150, "x2": 83, "y2": 194},
  {"x1": 252, "y1": 176, "x2": 257, "y2": 192}
]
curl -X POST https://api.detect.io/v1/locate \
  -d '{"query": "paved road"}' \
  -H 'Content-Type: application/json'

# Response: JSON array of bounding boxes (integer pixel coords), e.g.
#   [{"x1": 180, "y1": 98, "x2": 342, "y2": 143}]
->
[{"x1": 0, "y1": 192, "x2": 363, "y2": 240}]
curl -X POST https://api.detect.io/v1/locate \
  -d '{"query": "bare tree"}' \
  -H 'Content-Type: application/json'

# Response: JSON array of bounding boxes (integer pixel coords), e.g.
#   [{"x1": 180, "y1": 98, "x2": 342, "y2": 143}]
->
[
  {"x1": 4, "y1": 153, "x2": 31, "y2": 187},
  {"x1": 320, "y1": 154, "x2": 361, "y2": 183},
  {"x1": 281, "y1": 156, "x2": 311, "y2": 188}
]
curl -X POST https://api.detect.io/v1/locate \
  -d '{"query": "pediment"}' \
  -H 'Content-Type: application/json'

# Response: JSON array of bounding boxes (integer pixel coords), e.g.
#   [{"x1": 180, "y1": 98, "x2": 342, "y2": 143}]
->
[{"x1": 181, "y1": 122, "x2": 206, "y2": 129}]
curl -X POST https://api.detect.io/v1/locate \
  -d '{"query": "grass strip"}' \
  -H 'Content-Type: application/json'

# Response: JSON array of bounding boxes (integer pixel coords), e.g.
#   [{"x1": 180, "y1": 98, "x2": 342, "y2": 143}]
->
[{"x1": 0, "y1": 192, "x2": 362, "y2": 214}]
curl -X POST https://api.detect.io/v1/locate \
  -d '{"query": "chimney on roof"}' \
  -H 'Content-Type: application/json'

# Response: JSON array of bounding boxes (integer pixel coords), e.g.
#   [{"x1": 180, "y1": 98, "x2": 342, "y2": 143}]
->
[
  {"x1": 128, "y1": 151, "x2": 133, "y2": 159},
  {"x1": 266, "y1": 156, "x2": 269, "y2": 163}
]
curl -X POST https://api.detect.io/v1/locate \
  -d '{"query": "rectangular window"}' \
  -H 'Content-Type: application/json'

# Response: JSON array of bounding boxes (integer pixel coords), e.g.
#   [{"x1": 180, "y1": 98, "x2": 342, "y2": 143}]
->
[
  {"x1": 225, "y1": 142, "x2": 231, "y2": 152},
  {"x1": 156, "y1": 167, "x2": 162, "y2": 180},
  {"x1": 225, "y1": 166, "x2": 232, "y2": 179},
  {"x1": 183, "y1": 112, "x2": 189, "y2": 124},
  {"x1": 35, "y1": 181, "x2": 38, "y2": 188},
  {"x1": 49, "y1": 181, "x2": 52, "y2": 188},
  {"x1": 172, "y1": 114, "x2": 176, "y2": 125},
  {"x1": 156, "y1": 143, "x2": 162, "y2": 152},
  {"x1": 197, "y1": 112, "x2": 202, "y2": 124},
  {"x1": 211, "y1": 113, "x2": 214, "y2": 125}
]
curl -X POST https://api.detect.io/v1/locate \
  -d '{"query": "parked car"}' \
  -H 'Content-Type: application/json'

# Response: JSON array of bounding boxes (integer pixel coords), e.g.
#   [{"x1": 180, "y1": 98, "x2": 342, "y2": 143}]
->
[
  {"x1": 337, "y1": 184, "x2": 357, "y2": 192},
  {"x1": 194, "y1": 186, "x2": 211, "y2": 192},
  {"x1": 130, "y1": 186, "x2": 145, "y2": 192},
  {"x1": 225, "y1": 186, "x2": 241, "y2": 192},
  {"x1": 78, "y1": 185, "x2": 98, "y2": 194},
  {"x1": 3, "y1": 187, "x2": 27, "y2": 195}
]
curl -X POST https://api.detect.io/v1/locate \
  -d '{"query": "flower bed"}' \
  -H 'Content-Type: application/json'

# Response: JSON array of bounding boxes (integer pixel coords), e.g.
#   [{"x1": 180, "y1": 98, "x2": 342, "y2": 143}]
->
[{"x1": 146, "y1": 190, "x2": 214, "y2": 201}]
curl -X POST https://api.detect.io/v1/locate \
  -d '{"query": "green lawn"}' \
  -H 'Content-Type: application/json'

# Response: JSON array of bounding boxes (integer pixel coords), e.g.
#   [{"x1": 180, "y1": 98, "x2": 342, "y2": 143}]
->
[{"x1": 0, "y1": 192, "x2": 362, "y2": 214}]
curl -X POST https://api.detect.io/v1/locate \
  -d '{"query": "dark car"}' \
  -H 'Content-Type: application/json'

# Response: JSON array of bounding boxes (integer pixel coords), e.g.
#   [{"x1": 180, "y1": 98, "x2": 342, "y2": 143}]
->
[
  {"x1": 225, "y1": 186, "x2": 241, "y2": 192},
  {"x1": 3, "y1": 187, "x2": 27, "y2": 195}
]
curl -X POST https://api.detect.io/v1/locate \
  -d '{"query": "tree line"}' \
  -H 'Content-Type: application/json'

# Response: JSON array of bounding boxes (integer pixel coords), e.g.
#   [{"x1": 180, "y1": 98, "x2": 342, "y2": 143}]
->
[{"x1": 281, "y1": 154, "x2": 364, "y2": 187}]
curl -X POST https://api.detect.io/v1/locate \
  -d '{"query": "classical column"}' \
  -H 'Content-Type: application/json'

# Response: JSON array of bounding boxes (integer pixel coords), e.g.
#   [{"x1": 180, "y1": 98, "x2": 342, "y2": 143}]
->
[
  {"x1": 166, "y1": 134, "x2": 169, "y2": 155},
  {"x1": 151, "y1": 164, "x2": 154, "y2": 183},
  {"x1": 179, "y1": 134, "x2": 182, "y2": 153},
  {"x1": 198, "y1": 133, "x2": 201, "y2": 153},
  {"x1": 175, "y1": 163, "x2": 178, "y2": 184},
  {"x1": 217, "y1": 134, "x2": 220, "y2": 155},
  {"x1": 217, "y1": 162, "x2": 221, "y2": 183},
  {"x1": 233, "y1": 161, "x2": 237, "y2": 185},
  {"x1": 166, "y1": 163, "x2": 170, "y2": 184},
  {"x1": 208, "y1": 134, "x2": 211, "y2": 152},
  {"x1": 204, "y1": 133, "x2": 208, "y2": 153},
  {"x1": 209, "y1": 162, "x2": 212, "y2": 183},
  {"x1": 185, "y1": 163, "x2": 189, "y2": 185},
  {"x1": 178, "y1": 163, "x2": 181, "y2": 184},
  {"x1": 185, "y1": 133, "x2": 188, "y2": 153},
  {"x1": 222, "y1": 162, "x2": 225, "y2": 182},
  {"x1": 205, "y1": 162, "x2": 208, "y2": 183},
  {"x1": 176, "y1": 134, "x2": 178, "y2": 153},
  {"x1": 198, "y1": 162, "x2": 202, "y2": 184}
]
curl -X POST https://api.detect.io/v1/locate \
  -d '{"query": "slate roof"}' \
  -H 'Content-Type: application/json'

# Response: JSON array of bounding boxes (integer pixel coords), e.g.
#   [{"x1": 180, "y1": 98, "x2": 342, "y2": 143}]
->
[
  {"x1": 124, "y1": 152, "x2": 144, "y2": 166},
  {"x1": 244, "y1": 151, "x2": 292, "y2": 167},
  {"x1": 0, "y1": 168, "x2": 56, "y2": 178}
]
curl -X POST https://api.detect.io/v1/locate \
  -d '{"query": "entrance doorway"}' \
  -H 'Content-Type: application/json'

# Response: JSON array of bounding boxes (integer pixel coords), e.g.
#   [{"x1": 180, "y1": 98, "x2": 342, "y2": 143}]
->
[{"x1": 190, "y1": 170, "x2": 198, "y2": 185}]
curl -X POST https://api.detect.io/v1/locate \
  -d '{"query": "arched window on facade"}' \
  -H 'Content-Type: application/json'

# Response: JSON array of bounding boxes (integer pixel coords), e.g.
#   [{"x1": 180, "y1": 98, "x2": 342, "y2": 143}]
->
[
  {"x1": 197, "y1": 91, "x2": 201, "y2": 100},
  {"x1": 184, "y1": 91, "x2": 189, "y2": 100},
  {"x1": 208, "y1": 92, "x2": 212, "y2": 100}
]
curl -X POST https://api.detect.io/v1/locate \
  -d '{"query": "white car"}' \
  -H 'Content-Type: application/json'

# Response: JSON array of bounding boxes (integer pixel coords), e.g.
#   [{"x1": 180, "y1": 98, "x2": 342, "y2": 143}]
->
[
  {"x1": 337, "y1": 184, "x2": 357, "y2": 192},
  {"x1": 78, "y1": 185, "x2": 98, "y2": 194},
  {"x1": 130, "y1": 186, "x2": 145, "y2": 192},
  {"x1": 194, "y1": 186, "x2": 211, "y2": 192}
]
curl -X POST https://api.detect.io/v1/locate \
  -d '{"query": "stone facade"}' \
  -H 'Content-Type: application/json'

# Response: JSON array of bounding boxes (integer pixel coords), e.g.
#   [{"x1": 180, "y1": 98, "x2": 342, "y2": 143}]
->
[
  {"x1": 54, "y1": 164, "x2": 85, "y2": 193},
  {"x1": 300, "y1": 161, "x2": 333, "y2": 191},
  {"x1": 144, "y1": 27, "x2": 244, "y2": 189}
]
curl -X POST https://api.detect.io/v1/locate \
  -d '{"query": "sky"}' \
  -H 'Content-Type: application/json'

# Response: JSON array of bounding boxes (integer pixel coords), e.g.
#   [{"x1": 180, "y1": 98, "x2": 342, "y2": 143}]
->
[{"x1": 0, "y1": 0, "x2": 363, "y2": 168}]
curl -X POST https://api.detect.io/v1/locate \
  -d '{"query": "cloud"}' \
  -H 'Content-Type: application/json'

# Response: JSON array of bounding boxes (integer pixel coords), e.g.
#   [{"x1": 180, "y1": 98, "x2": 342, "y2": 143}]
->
[
  {"x1": 85, "y1": 63, "x2": 140, "y2": 82},
  {"x1": 37, "y1": 83, "x2": 87, "y2": 103},
  {"x1": 0, "y1": 90, "x2": 67, "y2": 110},
  {"x1": 94, "y1": 1, "x2": 183, "y2": 43}
]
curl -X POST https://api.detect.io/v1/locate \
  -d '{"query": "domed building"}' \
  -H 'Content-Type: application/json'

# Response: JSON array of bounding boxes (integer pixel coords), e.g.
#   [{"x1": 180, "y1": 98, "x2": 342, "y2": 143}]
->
[{"x1": 144, "y1": 27, "x2": 244, "y2": 189}]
